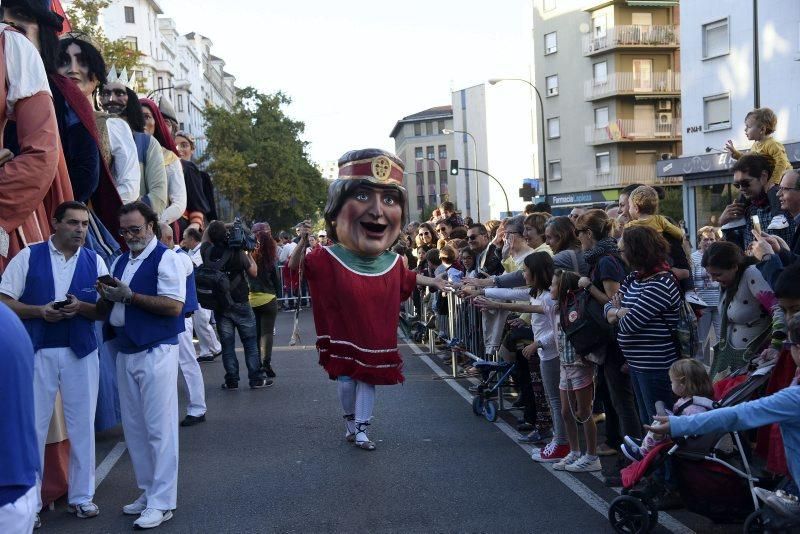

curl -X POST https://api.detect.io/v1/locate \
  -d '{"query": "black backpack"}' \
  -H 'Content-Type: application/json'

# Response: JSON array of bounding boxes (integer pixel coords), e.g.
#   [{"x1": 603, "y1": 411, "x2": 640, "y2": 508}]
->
[{"x1": 195, "y1": 248, "x2": 235, "y2": 311}]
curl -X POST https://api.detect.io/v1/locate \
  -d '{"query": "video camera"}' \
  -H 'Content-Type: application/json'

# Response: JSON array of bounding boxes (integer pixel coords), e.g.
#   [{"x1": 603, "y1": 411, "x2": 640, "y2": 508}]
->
[{"x1": 227, "y1": 217, "x2": 257, "y2": 250}]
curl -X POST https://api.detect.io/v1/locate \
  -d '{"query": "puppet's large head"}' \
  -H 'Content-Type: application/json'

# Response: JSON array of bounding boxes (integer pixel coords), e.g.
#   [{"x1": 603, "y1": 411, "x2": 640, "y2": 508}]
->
[{"x1": 324, "y1": 148, "x2": 407, "y2": 257}]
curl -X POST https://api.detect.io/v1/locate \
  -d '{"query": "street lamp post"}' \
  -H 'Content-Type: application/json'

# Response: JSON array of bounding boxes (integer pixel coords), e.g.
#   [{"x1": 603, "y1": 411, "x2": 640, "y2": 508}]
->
[
  {"x1": 442, "y1": 128, "x2": 480, "y2": 222},
  {"x1": 146, "y1": 80, "x2": 191, "y2": 100},
  {"x1": 458, "y1": 167, "x2": 510, "y2": 216},
  {"x1": 488, "y1": 78, "x2": 548, "y2": 198}
]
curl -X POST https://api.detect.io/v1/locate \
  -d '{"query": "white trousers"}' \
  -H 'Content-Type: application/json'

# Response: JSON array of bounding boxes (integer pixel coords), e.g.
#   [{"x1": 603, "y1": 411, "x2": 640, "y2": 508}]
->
[
  {"x1": 116, "y1": 343, "x2": 179, "y2": 510},
  {"x1": 0, "y1": 485, "x2": 37, "y2": 534},
  {"x1": 194, "y1": 306, "x2": 221, "y2": 357},
  {"x1": 179, "y1": 317, "x2": 206, "y2": 417},
  {"x1": 482, "y1": 309, "x2": 510, "y2": 356},
  {"x1": 33, "y1": 347, "x2": 99, "y2": 509}
]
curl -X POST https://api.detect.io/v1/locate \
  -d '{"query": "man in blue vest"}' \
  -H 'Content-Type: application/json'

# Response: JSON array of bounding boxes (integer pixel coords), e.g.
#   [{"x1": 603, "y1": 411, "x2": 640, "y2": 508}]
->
[
  {"x1": 0, "y1": 302, "x2": 39, "y2": 533},
  {"x1": 159, "y1": 223, "x2": 207, "y2": 427},
  {"x1": 0, "y1": 201, "x2": 108, "y2": 526},
  {"x1": 97, "y1": 201, "x2": 185, "y2": 530}
]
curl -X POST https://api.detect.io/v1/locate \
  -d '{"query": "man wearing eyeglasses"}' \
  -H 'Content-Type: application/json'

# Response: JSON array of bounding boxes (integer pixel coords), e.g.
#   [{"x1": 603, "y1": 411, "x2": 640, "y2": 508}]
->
[
  {"x1": 97, "y1": 201, "x2": 185, "y2": 529},
  {"x1": 719, "y1": 154, "x2": 795, "y2": 250},
  {"x1": 753, "y1": 168, "x2": 800, "y2": 270},
  {"x1": 0, "y1": 201, "x2": 108, "y2": 526}
]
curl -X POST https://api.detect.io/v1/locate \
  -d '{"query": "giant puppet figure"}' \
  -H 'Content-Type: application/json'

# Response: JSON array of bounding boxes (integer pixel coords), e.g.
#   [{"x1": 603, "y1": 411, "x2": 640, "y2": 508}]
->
[{"x1": 288, "y1": 148, "x2": 445, "y2": 450}]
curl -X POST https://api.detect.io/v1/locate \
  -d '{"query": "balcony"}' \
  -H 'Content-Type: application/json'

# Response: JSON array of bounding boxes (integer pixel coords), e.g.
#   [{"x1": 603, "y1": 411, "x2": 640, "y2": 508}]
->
[
  {"x1": 583, "y1": 25, "x2": 679, "y2": 56},
  {"x1": 585, "y1": 117, "x2": 682, "y2": 145},
  {"x1": 584, "y1": 71, "x2": 680, "y2": 101},
  {"x1": 588, "y1": 164, "x2": 658, "y2": 188}
]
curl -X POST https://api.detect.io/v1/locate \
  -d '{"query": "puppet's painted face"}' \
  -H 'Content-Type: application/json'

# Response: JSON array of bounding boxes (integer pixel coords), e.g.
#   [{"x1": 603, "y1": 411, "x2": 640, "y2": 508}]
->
[
  {"x1": 100, "y1": 81, "x2": 128, "y2": 115},
  {"x1": 57, "y1": 43, "x2": 97, "y2": 97},
  {"x1": 334, "y1": 185, "x2": 402, "y2": 257}
]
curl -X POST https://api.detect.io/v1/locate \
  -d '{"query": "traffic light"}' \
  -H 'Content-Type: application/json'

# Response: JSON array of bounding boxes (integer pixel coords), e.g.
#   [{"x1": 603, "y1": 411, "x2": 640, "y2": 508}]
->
[{"x1": 449, "y1": 159, "x2": 459, "y2": 175}]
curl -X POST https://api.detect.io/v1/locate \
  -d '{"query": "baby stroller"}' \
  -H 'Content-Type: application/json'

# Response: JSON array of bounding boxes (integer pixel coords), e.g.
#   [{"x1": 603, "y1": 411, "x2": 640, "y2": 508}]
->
[
  {"x1": 470, "y1": 359, "x2": 516, "y2": 422},
  {"x1": 608, "y1": 361, "x2": 786, "y2": 534}
]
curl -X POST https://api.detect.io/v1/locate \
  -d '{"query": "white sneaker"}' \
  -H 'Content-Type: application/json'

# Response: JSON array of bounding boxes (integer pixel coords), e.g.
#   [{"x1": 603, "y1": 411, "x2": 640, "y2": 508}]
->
[
  {"x1": 122, "y1": 493, "x2": 147, "y2": 515},
  {"x1": 552, "y1": 451, "x2": 581, "y2": 471},
  {"x1": 133, "y1": 508, "x2": 173, "y2": 529},
  {"x1": 67, "y1": 501, "x2": 99, "y2": 518},
  {"x1": 565, "y1": 454, "x2": 602, "y2": 473}
]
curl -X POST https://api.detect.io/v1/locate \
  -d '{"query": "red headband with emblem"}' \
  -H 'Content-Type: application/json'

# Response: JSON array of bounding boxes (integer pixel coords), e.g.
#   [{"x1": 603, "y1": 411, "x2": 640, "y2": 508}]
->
[{"x1": 338, "y1": 152, "x2": 405, "y2": 186}]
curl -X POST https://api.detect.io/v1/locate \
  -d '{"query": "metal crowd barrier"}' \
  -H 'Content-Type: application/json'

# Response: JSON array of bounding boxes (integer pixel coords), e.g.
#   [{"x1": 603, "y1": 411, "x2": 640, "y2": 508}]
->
[{"x1": 276, "y1": 263, "x2": 311, "y2": 307}]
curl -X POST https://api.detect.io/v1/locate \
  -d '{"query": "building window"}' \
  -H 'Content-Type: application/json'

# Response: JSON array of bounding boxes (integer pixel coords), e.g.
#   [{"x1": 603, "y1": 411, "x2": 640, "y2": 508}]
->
[
  {"x1": 438, "y1": 145, "x2": 447, "y2": 159},
  {"x1": 157, "y1": 77, "x2": 164, "y2": 89},
  {"x1": 547, "y1": 117, "x2": 560, "y2": 139},
  {"x1": 426, "y1": 146, "x2": 435, "y2": 160},
  {"x1": 124, "y1": 6, "x2": 135, "y2": 23},
  {"x1": 429, "y1": 171, "x2": 437, "y2": 204},
  {"x1": 545, "y1": 74, "x2": 559, "y2": 96},
  {"x1": 596, "y1": 152, "x2": 610, "y2": 174},
  {"x1": 594, "y1": 107, "x2": 609, "y2": 128},
  {"x1": 416, "y1": 172, "x2": 425, "y2": 210},
  {"x1": 179, "y1": 122, "x2": 185, "y2": 130},
  {"x1": 414, "y1": 147, "x2": 423, "y2": 159},
  {"x1": 421, "y1": 122, "x2": 428, "y2": 136},
  {"x1": 704, "y1": 93, "x2": 731, "y2": 131},
  {"x1": 593, "y1": 14, "x2": 607, "y2": 39},
  {"x1": 593, "y1": 61, "x2": 607, "y2": 84},
  {"x1": 548, "y1": 160, "x2": 562, "y2": 181},
  {"x1": 124, "y1": 37, "x2": 138, "y2": 51},
  {"x1": 414, "y1": 122, "x2": 421, "y2": 136},
  {"x1": 439, "y1": 170, "x2": 449, "y2": 197},
  {"x1": 437, "y1": 120, "x2": 445, "y2": 135},
  {"x1": 543, "y1": 0, "x2": 556, "y2": 12},
  {"x1": 703, "y1": 18, "x2": 729, "y2": 59},
  {"x1": 544, "y1": 32, "x2": 557, "y2": 55},
  {"x1": 177, "y1": 94, "x2": 184, "y2": 112}
]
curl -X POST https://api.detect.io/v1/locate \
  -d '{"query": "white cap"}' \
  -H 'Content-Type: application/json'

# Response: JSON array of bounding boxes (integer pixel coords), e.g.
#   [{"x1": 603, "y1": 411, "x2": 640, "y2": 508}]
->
[{"x1": 318, "y1": 230, "x2": 327, "y2": 237}]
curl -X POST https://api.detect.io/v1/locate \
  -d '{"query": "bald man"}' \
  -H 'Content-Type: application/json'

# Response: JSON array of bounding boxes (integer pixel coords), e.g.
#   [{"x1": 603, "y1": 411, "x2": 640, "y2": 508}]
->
[{"x1": 159, "y1": 224, "x2": 207, "y2": 426}]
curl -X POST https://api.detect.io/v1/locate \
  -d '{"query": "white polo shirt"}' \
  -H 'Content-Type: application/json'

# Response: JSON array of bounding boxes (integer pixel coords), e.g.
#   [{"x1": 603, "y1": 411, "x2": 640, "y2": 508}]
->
[
  {"x1": 109, "y1": 236, "x2": 185, "y2": 327},
  {"x1": 0, "y1": 239, "x2": 108, "y2": 301},
  {"x1": 173, "y1": 245, "x2": 194, "y2": 278},
  {"x1": 186, "y1": 243, "x2": 204, "y2": 268}
]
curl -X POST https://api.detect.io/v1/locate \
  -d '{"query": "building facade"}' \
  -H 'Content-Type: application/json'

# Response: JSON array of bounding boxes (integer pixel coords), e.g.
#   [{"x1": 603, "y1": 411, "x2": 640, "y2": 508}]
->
[
  {"x1": 658, "y1": 0, "x2": 800, "y2": 243},
  {"x1": 390, "y1": 106, "x2": 456, "y2": 218},
  {"x1": 532, "y1": 0, "x2": 681, "y2": 212}
]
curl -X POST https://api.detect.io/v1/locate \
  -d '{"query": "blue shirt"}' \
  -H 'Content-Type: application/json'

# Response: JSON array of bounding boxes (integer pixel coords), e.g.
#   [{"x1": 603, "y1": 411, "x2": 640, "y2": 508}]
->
[
  {"x1": 0, "y1": 302, "x2": 39, "y2": 505},
  {"x1": 669, "y1": 384, "x2": 800, "y2": 487}
]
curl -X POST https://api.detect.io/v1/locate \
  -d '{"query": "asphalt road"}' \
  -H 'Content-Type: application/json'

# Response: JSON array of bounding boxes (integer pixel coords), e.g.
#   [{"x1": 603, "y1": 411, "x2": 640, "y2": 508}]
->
[{"x1": 38, "y1": 310, "x2": 737, "y2": 533}]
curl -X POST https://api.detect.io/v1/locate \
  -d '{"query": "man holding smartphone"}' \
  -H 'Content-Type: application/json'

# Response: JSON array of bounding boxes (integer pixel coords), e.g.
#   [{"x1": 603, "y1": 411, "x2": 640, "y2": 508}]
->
[{"x1": 0, "y1": 201, "x2": 108, "y2": 527}]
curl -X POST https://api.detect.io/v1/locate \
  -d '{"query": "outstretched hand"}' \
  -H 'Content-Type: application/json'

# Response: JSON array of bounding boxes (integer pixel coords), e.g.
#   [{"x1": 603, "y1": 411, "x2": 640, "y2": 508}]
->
[{"x1": 644, "y1": 415, "x2": 671, "y2": 437}]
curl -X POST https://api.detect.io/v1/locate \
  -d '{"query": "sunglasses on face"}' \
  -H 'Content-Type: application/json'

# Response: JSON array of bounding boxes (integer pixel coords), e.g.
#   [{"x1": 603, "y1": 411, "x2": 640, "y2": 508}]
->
[
  {"x1": 733, "y1": 179, "x2": 753, "y2": 189},
  {"x1": 419, "y1": 231, "x2": 431, "y2": 236},
  {"x1": 118, "y1": 225, "x2": 145, "y2": 237},
  {"x1": 467, "y1": 235, "x2": 479, "y2": 241}
]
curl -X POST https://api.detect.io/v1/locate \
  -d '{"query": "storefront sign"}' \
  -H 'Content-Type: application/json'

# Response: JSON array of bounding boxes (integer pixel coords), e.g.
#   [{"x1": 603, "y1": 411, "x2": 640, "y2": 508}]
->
[
  {"x1": 546, "y1": 190, "x2": 618, "y2": 207},
  {"x1": 658, "y1": 141, "x2": 800, "y2": 180}
]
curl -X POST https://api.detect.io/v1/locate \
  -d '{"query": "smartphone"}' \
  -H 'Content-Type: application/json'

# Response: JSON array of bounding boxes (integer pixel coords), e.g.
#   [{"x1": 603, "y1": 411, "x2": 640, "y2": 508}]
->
[
  {"x1": 53, "y1": 297, "x2": 72, "y2": 310},
  {"x1": 97, "y1": 274, "x2": 118, "y2": 287},
  {"x1": 751, "y1": 215, "x2": 762, "y2": 234}
]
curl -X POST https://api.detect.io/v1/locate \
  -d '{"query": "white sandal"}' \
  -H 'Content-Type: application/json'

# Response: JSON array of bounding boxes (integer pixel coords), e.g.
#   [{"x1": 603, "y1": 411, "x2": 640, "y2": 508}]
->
[
  {"x1": 344, "y1": 414, "x2": 356, "y2": 443},
  {"x1": 354, "y1": 422, "x2": 376, "y2": 451}
]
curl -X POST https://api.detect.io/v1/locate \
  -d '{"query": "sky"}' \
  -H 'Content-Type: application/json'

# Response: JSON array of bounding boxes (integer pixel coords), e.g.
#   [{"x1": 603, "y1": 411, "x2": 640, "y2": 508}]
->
[{"x1": 157, "y1": 0, "x2": 533, "y2": 166}]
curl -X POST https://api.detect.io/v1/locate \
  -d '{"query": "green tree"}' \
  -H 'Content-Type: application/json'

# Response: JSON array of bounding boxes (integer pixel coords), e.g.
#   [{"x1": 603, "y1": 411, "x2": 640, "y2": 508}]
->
[
  {"x1": 202, "y1": 88, "x2": 328, "y2": 231},
  {"x1": 65, "y1": 0, "x2": 143, "y2": 76}
]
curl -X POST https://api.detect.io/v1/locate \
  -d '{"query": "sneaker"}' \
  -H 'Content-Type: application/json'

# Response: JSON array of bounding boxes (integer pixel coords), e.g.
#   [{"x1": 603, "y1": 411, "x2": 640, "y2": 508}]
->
[
  {"x1": 122, "y1": 493, "x2": 147, "y2": 515},
  {"x1": 34, "y1": 514, "x2": 41, "y2": 529},
  {"x1": 180, "y1": 414, "x2": 206, "y2": 427},
  {"x1": 519, "y1": 429, "x2": 553, "y2": 444},
  {"x1": 532, "y1": 441, "x2": 570, "y2": 463},
  {"x1": 264, "y1": 366, "x2": 276, "y2": 378},
  {"x1": 220, "y1": 381, "x2": 238, "y2": 390},
  {"x1": 596, "y1": 443, "x2": 618, "y2": 457},
  {"x1": 67, "y1": 501, "x2": 99, "y2": 518},
  {"x1": 197, "y1": 350, "x2": 221, "y2": 363},
  {"x1": 249, "y1": 378, "x2": 274, "y2": 389},
  {"x1": 621, "y1": 436, "x2": 644, "y2": 462},
  {"x1": 566, "y1": 454, "x2": 602, "y2": 473},
  {"x1": 754, "y1": 488, "x2": 800, "y2": 518},
  {"x1": 133, "y1": 508, "x2": 173, "y2": 529},
  {"x1": 517, "y1": 422, "x2": 534, "y2": 432},
  {"x1": 552, "y1": 451, "x2": 581, "y2": 470}
]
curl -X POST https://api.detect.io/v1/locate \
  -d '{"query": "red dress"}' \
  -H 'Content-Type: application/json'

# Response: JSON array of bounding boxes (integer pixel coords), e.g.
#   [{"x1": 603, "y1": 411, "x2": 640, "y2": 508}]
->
[{"x1": 305, "y1": 245, "x2": 417, "y2": 385}]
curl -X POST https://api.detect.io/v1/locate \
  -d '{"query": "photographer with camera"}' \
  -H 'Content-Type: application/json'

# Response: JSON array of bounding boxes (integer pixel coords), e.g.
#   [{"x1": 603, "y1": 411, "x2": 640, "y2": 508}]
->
[{"x1": 200, "y1": 220, "x2": 271, "y2": 390}]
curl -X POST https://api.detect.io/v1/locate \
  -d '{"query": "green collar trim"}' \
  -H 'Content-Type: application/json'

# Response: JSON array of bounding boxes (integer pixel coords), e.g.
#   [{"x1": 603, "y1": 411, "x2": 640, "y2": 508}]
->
[{"x1": 326, "y1": 244, "x2": 398, "y2": 276}]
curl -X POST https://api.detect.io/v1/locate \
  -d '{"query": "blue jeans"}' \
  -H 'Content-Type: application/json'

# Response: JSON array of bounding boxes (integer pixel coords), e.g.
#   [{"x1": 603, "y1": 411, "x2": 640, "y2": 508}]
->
[
  {"x1": 629, "y1": 367, "x2": 675, "y2": 426},
  {"x1": 216, "y1": 303, "x2": 265, "y2": 383}
]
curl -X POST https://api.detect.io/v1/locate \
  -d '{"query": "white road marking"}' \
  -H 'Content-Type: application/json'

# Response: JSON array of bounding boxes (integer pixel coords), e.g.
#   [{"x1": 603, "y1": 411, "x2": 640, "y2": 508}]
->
[
  {"x1": 95, "y1": 441, "x2": 127, "y2": 489},
  {"x1": 401, "y1": 330, "x2": 695, "y2": 534}
]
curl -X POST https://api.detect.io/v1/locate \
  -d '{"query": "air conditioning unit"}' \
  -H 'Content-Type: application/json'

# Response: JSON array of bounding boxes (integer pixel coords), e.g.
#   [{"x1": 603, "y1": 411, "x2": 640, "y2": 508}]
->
[
  {"x1": 657, "y1": 99, "x2": 672, "y2": 111},
  {"x1": 656, "y1": 112, "x2": 674, "y2": 137},
  {"x1": 658, "y1": 112, "x2": 673, "y2": 125},
  {"x1": 660, "y1": 152, "x2": 674, "y2": 160}
]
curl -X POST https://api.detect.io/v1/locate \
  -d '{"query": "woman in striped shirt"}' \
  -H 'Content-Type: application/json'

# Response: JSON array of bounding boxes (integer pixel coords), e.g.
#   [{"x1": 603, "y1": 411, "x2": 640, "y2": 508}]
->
[
  {"x1": 605, "y1": 226, "x2": 681, "y2": 426},
  {"x1": 691, "y1": 226, "x2": 722, "y2": 364}
]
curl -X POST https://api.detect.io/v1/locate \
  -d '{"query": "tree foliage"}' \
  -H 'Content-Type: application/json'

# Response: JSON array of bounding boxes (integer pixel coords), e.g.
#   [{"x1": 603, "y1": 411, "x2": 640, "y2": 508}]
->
[
  {"x1": 65, "y1": 0, "x2": 143, "y2": 78},
  {"x1": 202, "y1": 87, "x2": 328, "y2": 231}
]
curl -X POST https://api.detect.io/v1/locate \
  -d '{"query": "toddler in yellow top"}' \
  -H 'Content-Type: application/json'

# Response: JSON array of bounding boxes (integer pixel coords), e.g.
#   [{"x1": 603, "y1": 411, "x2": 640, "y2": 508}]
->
[
  {"x1": 725, "y1": 107, "x2": 790, "y2": 186},
  {"x1": 625, "y1": 185, "x2": 684, "y2": 240}
]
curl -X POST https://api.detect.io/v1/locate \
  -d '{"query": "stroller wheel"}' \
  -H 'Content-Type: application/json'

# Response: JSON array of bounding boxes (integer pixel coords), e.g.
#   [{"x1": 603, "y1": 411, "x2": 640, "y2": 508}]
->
[
  {"x1": 744, "y1": 508, "x2": 787, "y2": 534},
  {"x1": 484, "y1": 400, "x2": 497, "y2": 422},
  {"x1": 472, "y1": 395, "x2": 484, "y2": 416},
  {"x1": 608, "y1": 495, "x2": 653, "y2": 534}
]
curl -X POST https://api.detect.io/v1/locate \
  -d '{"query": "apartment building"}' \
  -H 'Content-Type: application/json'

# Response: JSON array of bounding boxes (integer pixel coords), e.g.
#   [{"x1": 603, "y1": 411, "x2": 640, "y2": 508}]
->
[
  {"x1": 532, "y1": 0, "x2": 681, "y2": 212},
  {"x1": 390, "y1": 107, "x2": 456, "y2": 217},
  {"x1": 657, "y1": 0, "x2": 800, "y2": 242}
]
